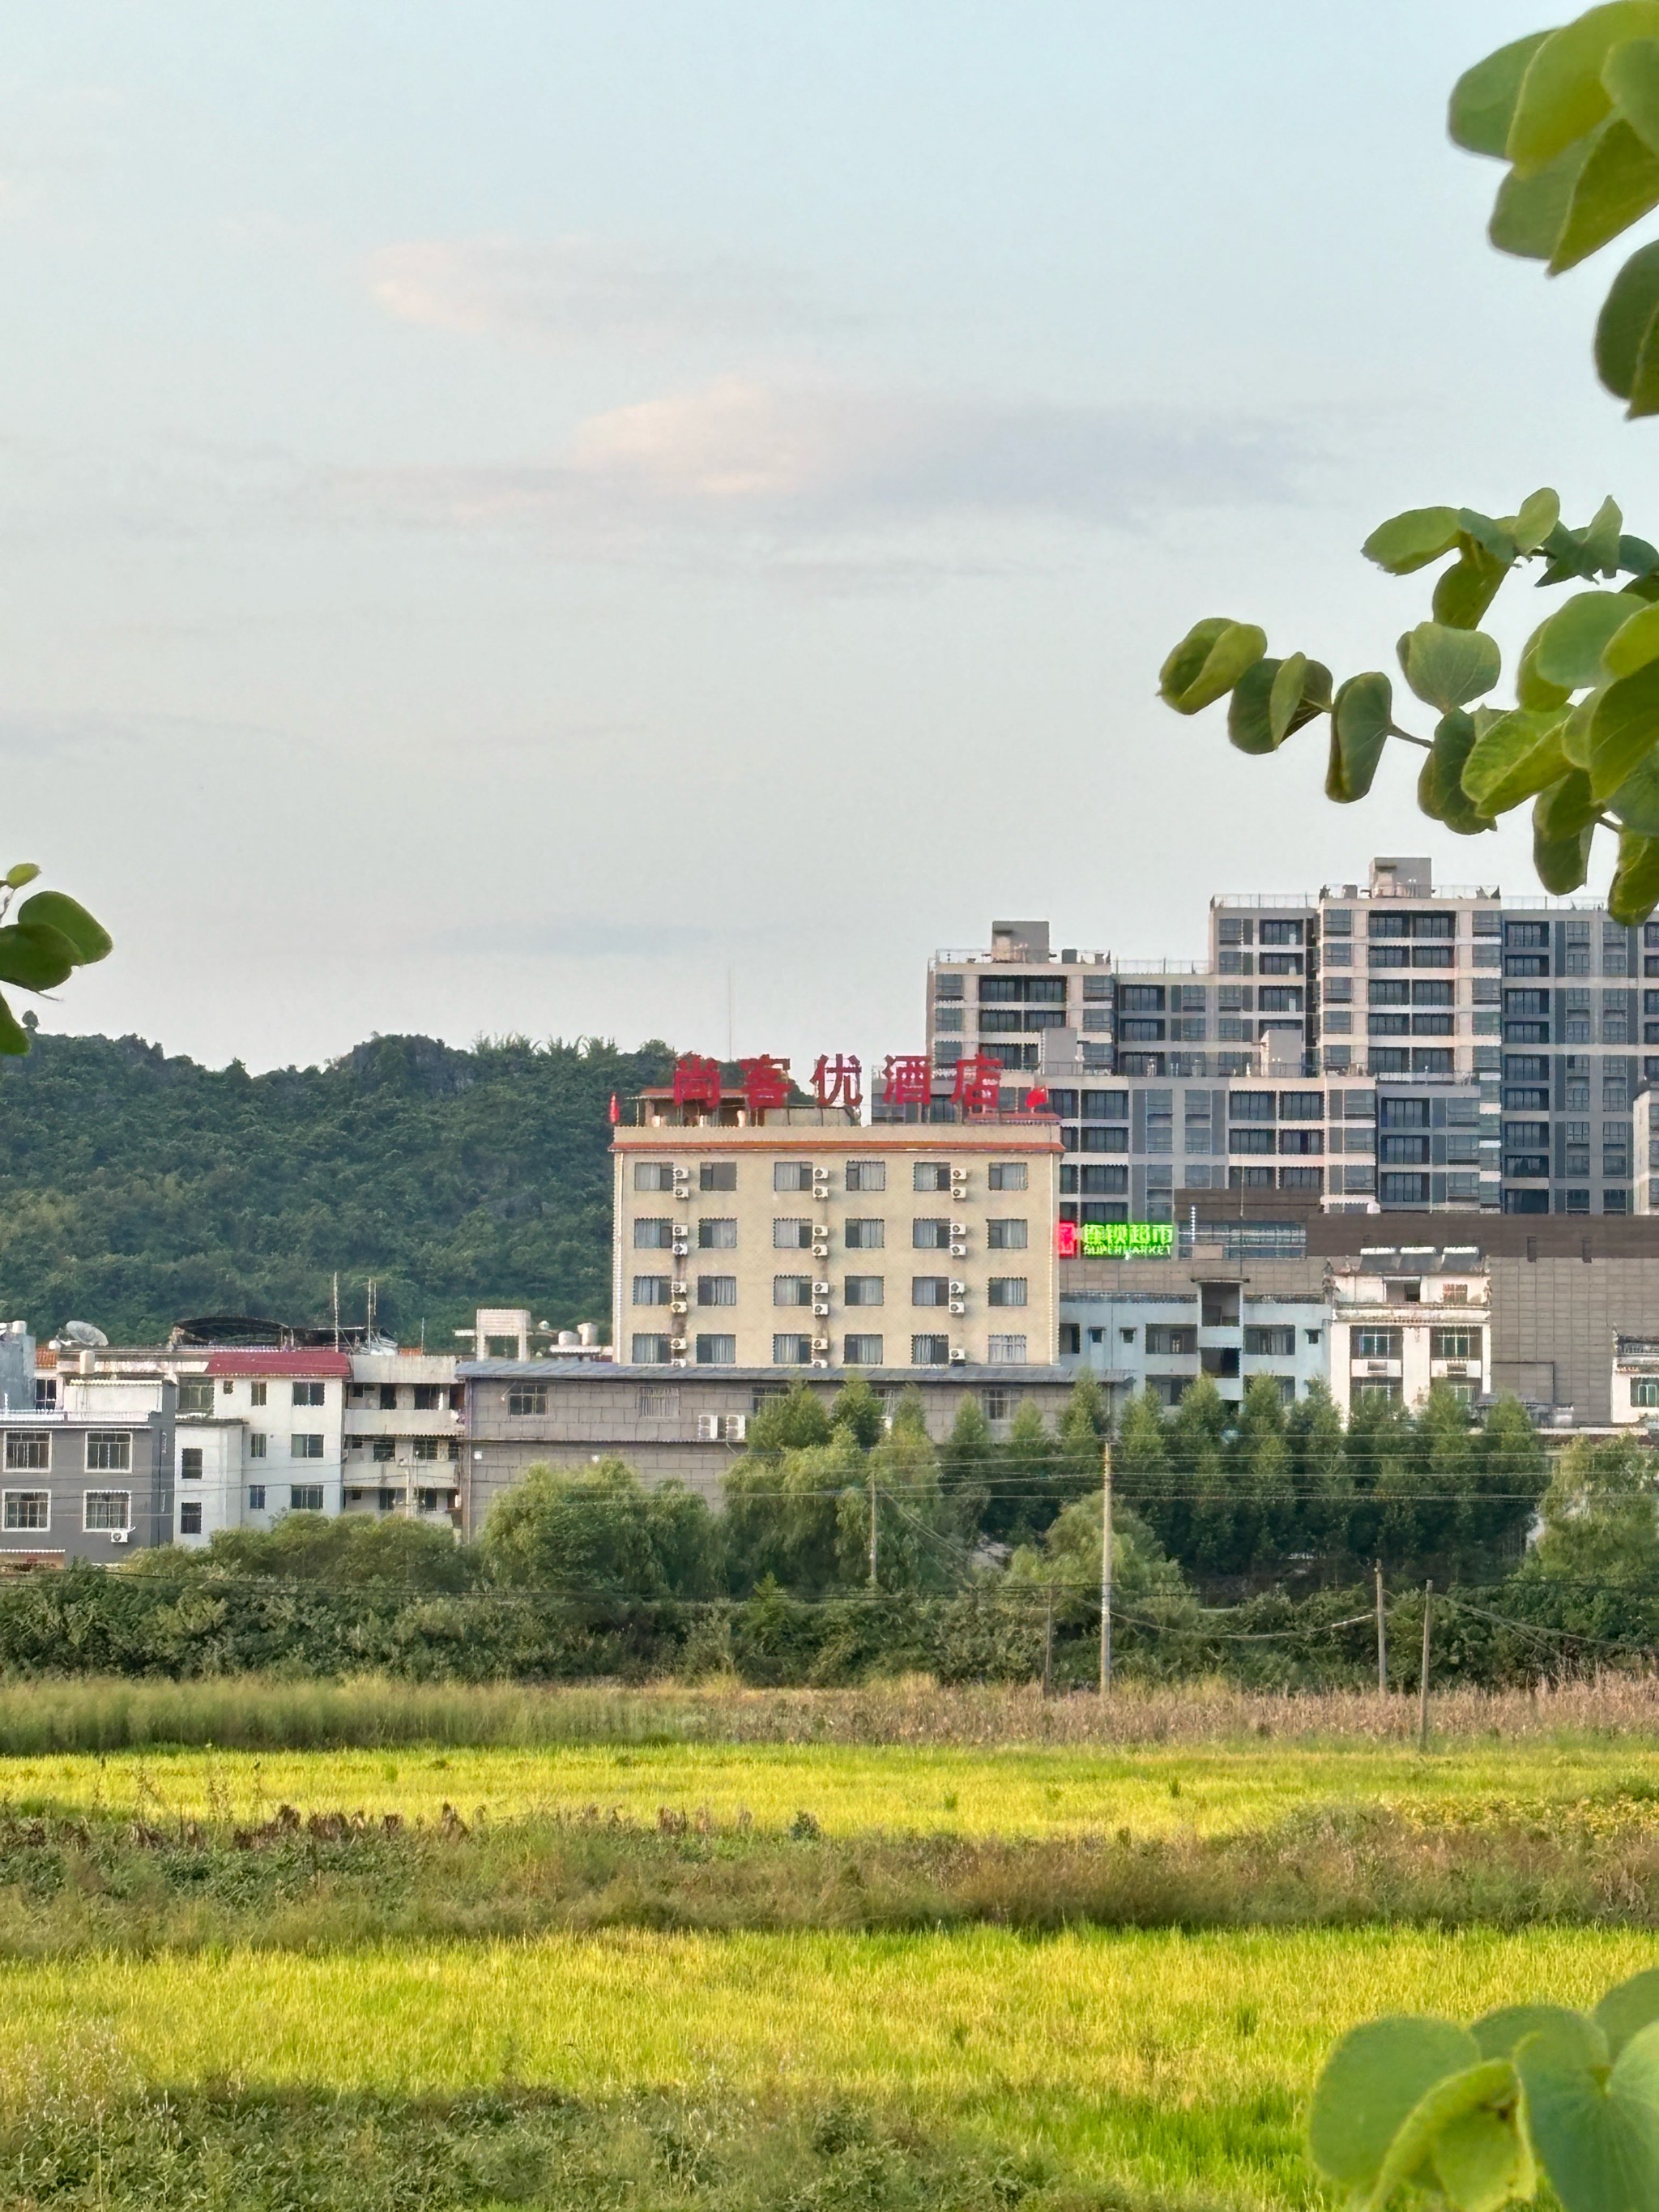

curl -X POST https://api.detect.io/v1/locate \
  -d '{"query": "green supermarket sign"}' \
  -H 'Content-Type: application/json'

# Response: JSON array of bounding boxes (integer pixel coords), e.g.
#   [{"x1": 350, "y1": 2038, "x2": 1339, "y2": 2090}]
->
[{"x1": 1058, "y1": 1221, "x2": 1173, "y2": 1258}]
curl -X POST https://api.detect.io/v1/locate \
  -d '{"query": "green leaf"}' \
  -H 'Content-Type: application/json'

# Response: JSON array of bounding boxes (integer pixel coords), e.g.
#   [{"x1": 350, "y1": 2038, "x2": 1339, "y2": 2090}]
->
[
  {"x1": 1604, "y1": 598, "x2": 1659, "y2": 675},
  {"x1": 1307, "y1": 2016, "x2": 1481, "y2": 2193},
  {"x1": 1420, "y1": 711, "x2": 1495, "y2": 836},
  {"x1": 1596, "y1": 1968, "x2": 1659, "y2": 2059},
  {"x1": 1610, "y1": 749, "x2": 1659, "y2": 831},
  {"x1": 1590, "y1": 655, "x2": 1659, "y2": 796},
  {"x1": 1434, "y1": 542, "x2": 1511, "y2": 629},
  {"x1": 1508, "y1": 4, "x2": 1659, "y2": 174},
  {"x1": 1397, "y1": 621, "x2": 1502, "y2": 711},
  {"x1": 0, "y1": 990, "x2": 25, "y2": 1056},
  {"x1": 1491, "y1": 132, "x2": 1593, "y2": 258},
  {"x1": 1621, "y1": 531, "x2": 1659, "y2": 574},
  {"x1": 1604, "y1": 34, "x2": 1659, "y2": 155},
  {"x1": 1461, "y1": 707, "x2": 1571, "y2": 814},
  {"x1": 15, "y1": 890, "x2": 112, "y2": 966},
  {"x1": 1457, "y1": 508, "x2": 1520, "y2": 566},
  {"x1": 1534, "y1": 769, "x2": 1601, "y2": 843},
  {"x1": 1432, "y1": 2103, "x2": 1536, "y2": 2212},
  {"x1": 1449, "y1": 30, "x2": 1551, "y2": 154},
  {"x1": 1532, "y1": 590, "x2": 1639, "y2": 686},
  {"x1": 1158, "y1": 618, "x2": 1267, "y2": 714},
  {"x1": 1551, "y1": 117, "x2": 1659, "y2": 269},
  {"x1": 1326, "y1": 673, "x2": 1394, "y2": 803},
  {"x1": 1536, "y1": 812, "x2": 1597, "y2": 895},
  {"x1": 2, "y1": 863, "x2": 40, "y2": 890},
  {"x1": 1366, "y1": 2060, "x2": 1523, "y2": 2212},
  {"x1": 1268, "y1": 652, "x2": 1332, "y2": 745},
  {"x1": 0, "y1": 923, "x2": 77, "y2": 993},
  {"x1": 1518, "y1": 631, "x2": 1573, "y2": 712},
  {"x1": 1362, "y1": 506, "x2": 1462, "y2": 575},
  {"x1": 1563, "y1": 690, "x2": 1602, "y2": 767},
  {"x1": 1595, "y1": 237, "x2": 1659, "y2": 399},
  {"x1": 1515, "y1": 2012, "x2": 1659, "y2": 2212},
  {"x1": 1610, "y1": 826, "x2": 1659, "y2": 922},
  {"x1": 1227, "y1": 657, "x2": 1282, "y2": 754},
  {"x1": 1516, "y1": 486, "x2": 1562, "y2": 550},
  {"x1": 1586, "y1": 493, "x2": 1627, "y2": 572}
]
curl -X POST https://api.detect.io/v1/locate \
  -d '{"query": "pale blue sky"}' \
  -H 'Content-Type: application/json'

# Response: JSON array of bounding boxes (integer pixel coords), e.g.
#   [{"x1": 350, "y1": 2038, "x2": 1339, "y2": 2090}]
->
[{"x1": 2, "y1": 3, "x2": 1642, "y2": 1072}]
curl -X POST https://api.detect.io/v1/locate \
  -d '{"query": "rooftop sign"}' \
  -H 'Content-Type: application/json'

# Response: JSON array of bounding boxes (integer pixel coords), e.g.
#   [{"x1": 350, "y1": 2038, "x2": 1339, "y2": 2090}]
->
[{"x1": 1056, "y1": 1221, "x2": 1174, "y2": 1259}]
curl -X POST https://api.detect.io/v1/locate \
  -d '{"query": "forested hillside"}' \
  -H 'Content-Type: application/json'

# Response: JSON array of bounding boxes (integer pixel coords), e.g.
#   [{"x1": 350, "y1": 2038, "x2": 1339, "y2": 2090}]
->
[{"x1": 0, "y1": 1031, "x2": 672, "y2": 1344}]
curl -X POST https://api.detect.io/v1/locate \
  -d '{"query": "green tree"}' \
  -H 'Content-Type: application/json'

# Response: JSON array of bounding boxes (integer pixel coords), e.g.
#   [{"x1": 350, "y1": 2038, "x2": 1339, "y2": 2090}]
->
[
  {"x1": 748, "y1": 1381, "x2": 831, "y2": 1454},
  {"x1": 1469, "y1": 1394, "x2": 1550, "y2": 1568},
  {"x1": 128, "y1": 1510, "x2": 472, "y2": 1591},
  {"x1": 1285, "y1": 1380, "x2": 1352, "y2": 1562},
  {"x1": 827, "y1": 1375, "x2": 883, "y2": 1449},
  {"x1": 1230, "y1": 1373, "x2": 1296, "y2": 1571},
  {"x1": 1524, "y1": 1433, "x2": 1659, "y2": 1591},
  {"x1": 1170, "y1": 1373, "x2": 1235, "y2": 1575},
  {"x1": 1006, "y1": 1489, "x2": 1188, "y2": 1604},
  {"x1": 980, "y1": 1399, "x2": 1068, "y2": 1547},
  {"x1": 723, "y1": 1432, "x2": 855, "y2": 1595},
  {"x1": 1113, "y1": 1387, "x2": 1177, "y2": 1557},
  {"x1": 479, "y1": 1458, "x2": 718, "y2": 1599},
  {"x1": 839, "y1": 1395, "x2": 958, "y2": 1591},
  {"x1": 938, "y1": 1393, "x2": 996, "y2": 1539}
]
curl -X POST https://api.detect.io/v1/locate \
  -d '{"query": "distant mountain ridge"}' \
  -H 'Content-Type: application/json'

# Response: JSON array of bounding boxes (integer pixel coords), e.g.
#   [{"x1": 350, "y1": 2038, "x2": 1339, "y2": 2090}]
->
[{"x1": 0, "y1": 1030, "x2": 673, "y2": 1344}]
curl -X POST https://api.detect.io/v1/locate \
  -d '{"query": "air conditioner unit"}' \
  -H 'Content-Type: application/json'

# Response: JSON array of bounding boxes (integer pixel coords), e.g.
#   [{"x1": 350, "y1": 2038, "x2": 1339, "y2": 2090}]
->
[
  {"x1": 811, "y1": 1243, "x2": 830, "y2": 1259},
  {"x1": 812, "y1": 1302, "x2": 830, "y2": 1317},
  {"x1": 811, "y1": 1337, "x2": 830, "y2": 1353},
  {"x1": 811, "y1": 1359, "x2": 831, "y2": 1369},
  {"x1": 948, "y1": 1280, "x2": 966, "y2": 1296},
  {"x1": 813, "y1": 1225, "x2": 830, "y2": 1241},
  {"x1": 949, "y1": 1347, "x2": 967, "y2": 1364},
  {"x1": 670, "y1": 1336, "x2": 689, "y2": 1353},
  {"x1": 949, "y1": 1242, "x2": 968, "y2": 1258},
  {"x1": 109, "y1": 1529, "x2": 130, "y2": 1544},
  {"x1": 670, "y1": 1356, "x2": 689, "y2": 1369},
  {"x1": 674, "y1": 1189, "x2": 692, "y2": 1202},
  {"x1": 672, "y1": 1166, "x2": 691, "y2": 1181},
  {"x1": 670, "y1": 1281, "x2": 688, "y2": 1297},
  {"x1": 1367, "y1": 1360, "x2": 1388, "y2": 1374},
  {"x1": 812, "y1": 1281, "x2": 831, "y2": 1297},
  {"x1": 727, "y1": 1416, "x2": 748, "y2": 1442},
  {"x1": 949, "y1": 1222, "x2": 967, "y2": 1237},
  {"x1": 949, "y1": 1300, "x2": 966, "y2": 1316},
  {"x1": 669, "y1": 1298, "x2": 689, "y2": 1315}
]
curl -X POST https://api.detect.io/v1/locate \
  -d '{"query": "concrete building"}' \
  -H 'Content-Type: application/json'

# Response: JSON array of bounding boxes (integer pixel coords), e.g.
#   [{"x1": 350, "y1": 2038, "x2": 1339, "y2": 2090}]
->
[
  {"x1": 343, "y1": 1352, "x2": 465, "y2": 1523},
  {"x1": 1610, "y1": 1334, "x2": 1659, "y2": 1427},
  {"x1": 611, "y1": 1087, "x2": 1061, "y2": 1376},
  {"x1": 1326, "y1": 1247, "x2": 1491, "y2": 1416},
  {"x1": 1059, "y1": 1280, "x2": 1329, "y2": 1411},
  {"x1": 928, "y1": 856, "x2": 1656, "y2": 1221},
  {"x1": 0, "y1": 1372, "x2": 176, "y2": 1565},
  {"x1": 460, "y1": 1360, "x2": 1077, "y2": 1518}
]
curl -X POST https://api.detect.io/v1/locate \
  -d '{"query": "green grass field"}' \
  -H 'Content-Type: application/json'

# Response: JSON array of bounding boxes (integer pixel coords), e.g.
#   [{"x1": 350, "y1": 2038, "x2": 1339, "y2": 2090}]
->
[{"x1": 0, "y1": 1684, "x2": 1656, "y2": 2209}]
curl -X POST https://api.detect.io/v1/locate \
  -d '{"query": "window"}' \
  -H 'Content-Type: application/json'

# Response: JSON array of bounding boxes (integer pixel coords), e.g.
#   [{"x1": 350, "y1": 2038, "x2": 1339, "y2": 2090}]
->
[
  {"x1": 633, "y1": 1275, "x2": 672, "y2": 1305},
  {"x1": 987, "y1": 1161, "x2": 1028, "y2": 1190},
  {"x1": 914, "y1": 1162, "x2": 952, "y2": 1191},
  {"x1": 291, "y1": 1433, "x2": 325, "y2": 1458},
  {"x1": 83, "y1": 1490, "x2": 131, "y2": 1531},
  {"x1": 987, "y1": 1334, "x2": 1029, "y2": 1364},
  {"x1": 1632, "y1": 1377, "x2": 1659, "y2": 1407},
  {"x1": 378, "y1": 1383, "x2": 399, "y2": 1411},
  {"x1": 1354, "y1": 1330, "x2": 1402, "y2": 1359},
  {"x1": 772, "y1": 1334, "x2": 813, "y2": 1364},
  {"x1": 372, "y1": 1437, "x2": 395, "y2": 1463},
  {"x1": 84, "y1": 1433, "x2": 131, "y2": 1474},
  {"x1": 179, "y1": 1501, "x2": 203, "y2": 1535},
  {"x1": 638, "y1": 1387, "x2": 678, "y2": 1417},
  {"x1": 913, "y1": 1219, "x2": 951, "y2": 1248},
  {"x1": 413, "y1": 1385, "x2": 442, "y2": 1411},
  {"x1": 633, "y1": 1162, "x2": 676, "y2": 1191},
  {"x1": 3, "y1": 1433, "x2": 47, "y2": 1472},
  {"x1": 911, "y1": 1334, "x2": 949, "y2": 1365},
  {"x1": 912, "y1": 1277, "x2": 949, "y2": 1306},
  {"x1": 1353, "y1": 1379, "x2": 1402, "y2": 1404},
  {"x1": 695, "y1": 1335, "x2": 736, "y2": 1364},
  {"x1": 1230, "y1": 1092, "x2": 1275, "y2": 1121},
  {"x1": 249, "y1": 1432, "x2": 267, "y2": 1459},
  {"x1": 846, "y1": 1160, "x2": 886, "y2": 1192},
  {"x1": 1232, "y1": 1128, "x2": 1276, "y2": 1153},
  {"x1": 697, "y1": 1275, "x2": 737, "y2": 1306},
  {"x1": 1431, "y1": 1328, "x2": 1482, "y2": 1360},
  {"x1": 699, "y1": 1162, "x2": 737, "y2": 1191},
  {"x1": 844, "y1": 1276, "x2": 885, "y2": 1306},
  {"x1": 987, "y1": 1278, "x2": 1028, "y2": 1307},
  {"x1": 843, "y1": 1334, "x2": 884, "y2": 1364},
  {"x1": 634, "y1": 1218, "x2": 674, "y2": 1249},
  {"x1": 507, "y1": 1386, "x2": 548, "y2": 1416},
  {"x1": 986, "y1": 1219, "x2": 1029, "y2": 1249},
  {"x1": 248, "y1": 1484, "x2": 266, "y2": 1510},
  {"x1": 177, "y1": 1377, "x2": 215, "y2": 1416},
  {"x1": 631, "y1": 1334, "x2": 672, "y2": 1364},
  {"x1": 1244, "y1": 1326, "x2": 1295, "y2": 1356},
  {"x1": 288, "y1": 1485, "x2": 324, "y2": 1512},
  {"x1": 181, "y1": 1447, "x2": 203, "y2": 1480},
  {"x1": 774, "y1": 1218, "x2": 812, "y2": 1249},
  {"x1": 246, "y1": 1380, "x2": 266, "y2": 1407},
  {"x1": 1279, "y1": 1129, "x2": 1324, "y2": 1154},
  {"x1": 845, "y1": 1219, "x2": 885, "y2": 1249},
  {"x1": 1260, "y1": 919, "x2": 1303, "y2": 945},
  {"x1": 774, "y1": 1275, "x2": 812, "y2": 1306},
  {"x1": 2, "y1": 1492, "x2": 48, "y2": 1531},
  {"x1": 1145, "y1": 1325, "x2": 1197, "y2": 1356},
  {"x1": 698, "y1": 1219, "x2": 738, "y2": 1249},
  {"x1": 935, "y1": 972, "x2": 964, "y2": 1000},
  {"x1": 412, "y1": 1437, "x2": 441, "y2": 1462},
  {"x1": 292, "y1": 1381, "x2": 325, "y2": 1407},
  {"x1": 773, "y1": 1161, "x2": 813, "y2": 1191}
]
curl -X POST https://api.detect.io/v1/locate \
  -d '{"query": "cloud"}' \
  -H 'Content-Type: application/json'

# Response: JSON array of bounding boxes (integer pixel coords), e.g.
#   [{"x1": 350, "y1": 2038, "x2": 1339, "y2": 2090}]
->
[
  {"x1": 366, "y1": 236, "x2": 844, "y2": 350},
  {"x1": 334, "y1": 374, "x2": 1311, "y2": 545}
]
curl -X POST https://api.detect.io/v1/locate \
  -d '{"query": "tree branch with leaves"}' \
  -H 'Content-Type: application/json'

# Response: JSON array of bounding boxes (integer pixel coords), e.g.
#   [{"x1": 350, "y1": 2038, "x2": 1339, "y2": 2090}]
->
[{"x1": 0, "y1": 864, "x2": 111, "y2": 1055}]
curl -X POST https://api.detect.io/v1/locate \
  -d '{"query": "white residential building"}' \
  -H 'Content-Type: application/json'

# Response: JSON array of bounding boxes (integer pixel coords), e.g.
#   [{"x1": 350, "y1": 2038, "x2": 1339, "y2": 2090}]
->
[{"x1": 1326, "y1": 1246, "x2": 1491, "y2": 1415}]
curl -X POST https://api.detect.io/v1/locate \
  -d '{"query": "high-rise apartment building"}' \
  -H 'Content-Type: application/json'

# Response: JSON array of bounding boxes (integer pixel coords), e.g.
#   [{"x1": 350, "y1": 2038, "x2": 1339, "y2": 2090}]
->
[{"x1": 926, "y1": 857, "x2": 1648, "y2": 1221}]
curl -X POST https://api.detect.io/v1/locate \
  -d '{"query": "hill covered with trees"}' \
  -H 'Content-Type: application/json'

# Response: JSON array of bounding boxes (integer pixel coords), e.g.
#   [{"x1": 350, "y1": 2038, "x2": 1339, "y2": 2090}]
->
[{"x1": 0, "y1": 1029, "x2": 671, "y2": 1344}]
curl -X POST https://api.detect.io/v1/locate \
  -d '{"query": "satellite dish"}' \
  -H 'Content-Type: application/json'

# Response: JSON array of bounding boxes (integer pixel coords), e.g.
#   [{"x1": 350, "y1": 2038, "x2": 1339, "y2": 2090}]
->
[{"x1": 61, "y1": 1321, "x2": 109, "y2": 1347}]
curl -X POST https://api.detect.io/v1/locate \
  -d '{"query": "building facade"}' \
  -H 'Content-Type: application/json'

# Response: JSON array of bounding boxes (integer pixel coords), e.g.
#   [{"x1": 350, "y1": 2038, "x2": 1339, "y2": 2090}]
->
[
  {"x1": 0, "y1": 1372, "x2": 176, "y2": 1565},
  {"x1": 343, "y1": 1352, "x2": 464, "y2": 1522},
  {"x1": 1059, "y1": 1279, "x2": 1329, "y2": 1411},
  {"x1": 1325, "y1": 1248, "x2": 1491, "y2": 1416}
]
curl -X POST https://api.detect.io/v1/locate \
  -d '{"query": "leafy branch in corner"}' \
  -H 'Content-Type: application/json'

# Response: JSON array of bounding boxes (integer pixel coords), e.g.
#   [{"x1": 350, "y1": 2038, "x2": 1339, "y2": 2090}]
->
[{"x1": 0, "y1": 865, "x2": 112, "y2": 1055}]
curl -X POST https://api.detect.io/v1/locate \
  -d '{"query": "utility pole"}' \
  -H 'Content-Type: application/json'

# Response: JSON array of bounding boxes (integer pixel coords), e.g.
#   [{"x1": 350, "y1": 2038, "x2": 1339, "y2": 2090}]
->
[
  {"x1": 1375, "y1": 1561, "x2": 1388, "y2": 1696},
  {"x1": 1043, "y1": 1584, "x2": 1055, "y2": 1700},
  {"x1": 1418, "y1": 1580, "x2": 1434, "y2": 1753},
  {"x1": 331, "y1": 1273, "x2": 340, "y2": 1352},
  {"x1": 1099, "y1": 1438, "x2": 1113, "y2": 1694},
  {"x1": 868, "y1": 1467, "x2": 878, "y2": 1590}
]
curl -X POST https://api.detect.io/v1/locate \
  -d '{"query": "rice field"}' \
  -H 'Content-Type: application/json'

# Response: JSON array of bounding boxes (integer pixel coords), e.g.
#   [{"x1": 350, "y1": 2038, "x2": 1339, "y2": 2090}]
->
[{"x1": 6, "y1": 1734, "x2": 1657, "y2": 1838}]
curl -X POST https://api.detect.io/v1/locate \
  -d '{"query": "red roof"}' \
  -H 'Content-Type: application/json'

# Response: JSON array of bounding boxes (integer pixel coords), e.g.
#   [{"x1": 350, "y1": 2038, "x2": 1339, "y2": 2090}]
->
[{"x1": 207, "y1": 1350, "x2": 351, "y2": 1378}]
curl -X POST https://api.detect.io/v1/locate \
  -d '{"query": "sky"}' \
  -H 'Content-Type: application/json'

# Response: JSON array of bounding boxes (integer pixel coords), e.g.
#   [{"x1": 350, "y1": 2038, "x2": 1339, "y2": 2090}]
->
[{"x1": 1, "y1": 2, "x2": 1648, "y2": 1077}]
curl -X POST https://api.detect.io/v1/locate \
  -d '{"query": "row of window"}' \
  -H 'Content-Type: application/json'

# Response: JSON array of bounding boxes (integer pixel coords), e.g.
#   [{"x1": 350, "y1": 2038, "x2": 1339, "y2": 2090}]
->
[
  {"x1": 634, "y1": 1217, "x2": 1021, "y2": 1250},
  {"x1": 632, "y1": 1275, "x2": 1029, "y2": 1309},
  {"x1": 177, "y1": 1378, "x2": 326, "y2": 1415},
  {"x1": 633, "y1": 1161, "x2": 1030, "y2": 1194},
  {"x1": 627, "y1": 1334, "x2": 1030, "y2": 1369},
  {"x1": 346, "y1": 1382, "x2": 460, "y2": 1411},
  {"x1": 1137, "y1": 1325, "x2": 1303, "y2": 1357},
  {"x1": 1350, "y1": 1329, "x2": 1484, "y2": 1359},
  {"x1": 2, "y1": 1490, "x2": 131, "y2": 1532},
  {"x1": 3, "y1": 1431, "x2": 133, "y2": 1473}
]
